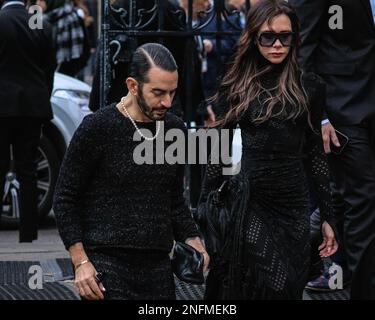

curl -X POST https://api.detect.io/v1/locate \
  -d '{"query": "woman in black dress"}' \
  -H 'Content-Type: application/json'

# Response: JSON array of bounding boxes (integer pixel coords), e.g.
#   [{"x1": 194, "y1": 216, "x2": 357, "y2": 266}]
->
[{"x1": 200, "y1": 0, "x2": 339, "y2": 300}]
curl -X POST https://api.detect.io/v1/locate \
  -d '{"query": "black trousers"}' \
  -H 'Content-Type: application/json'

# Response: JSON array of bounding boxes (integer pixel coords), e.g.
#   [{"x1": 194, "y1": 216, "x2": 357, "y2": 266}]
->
[
  {"x1": 0, "y1": 118, "x2": 42, "y2": 242},
  {"x1": 328, "y1": 121, "x2": 375, "y2": 299}
]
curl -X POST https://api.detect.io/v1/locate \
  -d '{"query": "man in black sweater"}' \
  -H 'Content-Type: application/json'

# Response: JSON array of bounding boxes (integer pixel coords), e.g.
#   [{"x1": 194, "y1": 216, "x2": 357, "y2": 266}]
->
[
  {"x1": 0, "y1": 0, "x2": 56, "y2": 242},
  {"x1": 53, "y1": 43, "x2": 209, "y2": 300}
]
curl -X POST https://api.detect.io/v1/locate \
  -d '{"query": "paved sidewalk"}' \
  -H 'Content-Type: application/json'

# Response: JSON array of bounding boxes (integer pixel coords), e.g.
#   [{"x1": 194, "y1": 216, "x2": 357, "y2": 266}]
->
[
  {"x1": 0, "y1": 257, "x2": 350, "y2": 300},
  {"x1": 0, "y1": 229, "x2": 68, "y2": 261},
  {"x1": 0, "y1": 220, "x2": 350, "y2": 300}
]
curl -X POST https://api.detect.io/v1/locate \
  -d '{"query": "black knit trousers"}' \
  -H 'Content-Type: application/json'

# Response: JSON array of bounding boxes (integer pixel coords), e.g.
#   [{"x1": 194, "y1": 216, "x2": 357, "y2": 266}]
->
[{"x1": 84, "y1": 247, "x2": 176, "y2": 300}]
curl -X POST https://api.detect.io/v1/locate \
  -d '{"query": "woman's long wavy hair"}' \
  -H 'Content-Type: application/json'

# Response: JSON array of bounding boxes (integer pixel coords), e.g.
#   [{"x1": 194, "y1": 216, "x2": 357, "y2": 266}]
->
[{"x1": 215, "y1": 0, "x2": 308, "y2": 127}]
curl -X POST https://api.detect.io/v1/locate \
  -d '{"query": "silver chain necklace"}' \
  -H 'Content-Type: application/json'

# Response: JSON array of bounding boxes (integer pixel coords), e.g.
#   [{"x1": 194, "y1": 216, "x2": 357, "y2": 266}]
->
[{"x1": 120, "y1": 98, "x2": 161, "y2": 141}]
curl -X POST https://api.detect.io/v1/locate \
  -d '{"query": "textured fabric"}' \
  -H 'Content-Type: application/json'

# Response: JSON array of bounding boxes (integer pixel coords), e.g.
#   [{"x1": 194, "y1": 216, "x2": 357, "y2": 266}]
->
[
  {"x1": 53, "y1": 104, "x2": 200, "y2": 251},
  {"x1": 46, "y1": 1, "x2": 85, "y2": 64},
  {"x1": 84, "y1": 248, "x2": 175, "y2": 300},
  {"x1": 201, "y1": 66, "x2": 336, "y2": 300}
]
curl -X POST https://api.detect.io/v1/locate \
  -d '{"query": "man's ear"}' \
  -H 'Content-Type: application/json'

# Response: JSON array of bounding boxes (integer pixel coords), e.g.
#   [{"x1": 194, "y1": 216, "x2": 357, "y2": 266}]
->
[{"x1": 125, "y1": 77, "x2": 138, "y2": 95}]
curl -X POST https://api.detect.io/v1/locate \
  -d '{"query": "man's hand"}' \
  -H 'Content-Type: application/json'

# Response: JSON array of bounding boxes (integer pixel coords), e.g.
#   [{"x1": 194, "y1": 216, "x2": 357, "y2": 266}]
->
[
  {"x1": 69, "y1": 242, "x2": 105, "y2": 300},
  {"x1": 203, "y1": 39, "x2": 213, "y2": 53},
  {"x1": 322, "y1": 122, "x2": 340, "y2": 154},
  {"x1": 74, "y1": 261, "x2": 106, "y2": 300},
  {"x1": 319, "y1": 221, "x2": 339, "y2": 258},
  {"x1": 185, "y1": 237, "x2": 210, "y2": 273}
]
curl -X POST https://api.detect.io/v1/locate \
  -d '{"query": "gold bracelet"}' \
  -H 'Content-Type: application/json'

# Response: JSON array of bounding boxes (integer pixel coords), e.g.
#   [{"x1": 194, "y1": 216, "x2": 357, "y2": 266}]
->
[{"x1": 75, "y1": 259, "x2": 89, "y2": 271}]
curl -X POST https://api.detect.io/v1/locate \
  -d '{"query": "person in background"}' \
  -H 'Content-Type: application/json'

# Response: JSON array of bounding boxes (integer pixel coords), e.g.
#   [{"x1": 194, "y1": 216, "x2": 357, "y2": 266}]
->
[
  {"x1": 73, "y1": 0, "x2": 97, "y2": 82},
  {"x1": 201, "y1": 0, "x2": 248, "y2": 126},
  {"x1": 290, "y1": 0, "x2": 375, "y2": 299},
  {"x1": 0, "y1": 0, "x2": 56, "y2": 242},
  {"x1": 45, "y1": 0, "x2": 90, "y2": 77}
]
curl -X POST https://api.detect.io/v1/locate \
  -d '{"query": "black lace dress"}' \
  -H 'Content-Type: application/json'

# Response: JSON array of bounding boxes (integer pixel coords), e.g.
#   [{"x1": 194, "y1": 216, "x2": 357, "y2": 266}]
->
[{"x1": 201, "y1": 66, "x2": 337, "y2": 300}]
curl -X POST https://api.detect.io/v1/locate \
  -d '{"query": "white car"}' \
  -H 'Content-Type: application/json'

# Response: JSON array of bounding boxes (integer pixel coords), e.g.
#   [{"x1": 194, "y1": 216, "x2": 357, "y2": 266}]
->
[{"x1": 2, "y1": 73, "x2": 91, "y2": 224}]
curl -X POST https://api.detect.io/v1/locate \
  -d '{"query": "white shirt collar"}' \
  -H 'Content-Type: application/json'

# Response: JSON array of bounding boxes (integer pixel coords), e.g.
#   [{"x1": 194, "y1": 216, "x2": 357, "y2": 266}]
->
[{"x1": 1, "y1": 1, "x2": 25, "y2": 10}]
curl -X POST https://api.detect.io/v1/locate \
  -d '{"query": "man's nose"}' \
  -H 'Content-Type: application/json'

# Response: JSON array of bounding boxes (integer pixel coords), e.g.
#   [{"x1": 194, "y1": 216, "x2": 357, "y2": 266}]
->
[{"x1": 161, "y1": 95, "x2": 173, "y2": 108}]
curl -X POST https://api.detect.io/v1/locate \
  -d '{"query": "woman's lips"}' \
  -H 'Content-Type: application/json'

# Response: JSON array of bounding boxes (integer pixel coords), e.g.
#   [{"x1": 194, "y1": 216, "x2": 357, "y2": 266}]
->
[{"x1": 271, "y1": 52, "x2": 285, "y2": 57}]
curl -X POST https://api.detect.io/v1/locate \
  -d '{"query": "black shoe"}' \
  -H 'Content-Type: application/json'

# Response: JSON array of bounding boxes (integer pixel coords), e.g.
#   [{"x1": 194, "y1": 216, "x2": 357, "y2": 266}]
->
[{"x1": 19, "y1": 232, "x2": 38, "y2": 243}]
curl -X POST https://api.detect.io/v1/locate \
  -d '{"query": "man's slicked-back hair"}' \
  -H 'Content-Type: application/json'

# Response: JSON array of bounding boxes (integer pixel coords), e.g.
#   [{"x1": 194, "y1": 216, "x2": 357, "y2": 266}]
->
[{"x1": 129, "y1": 43, "x2": 178, "y2": 85}]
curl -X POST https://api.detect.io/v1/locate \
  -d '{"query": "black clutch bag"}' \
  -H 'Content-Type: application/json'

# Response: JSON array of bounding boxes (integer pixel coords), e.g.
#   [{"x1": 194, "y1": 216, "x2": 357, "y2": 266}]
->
[{"x1": 171, "y1": 242, "x2": 205, "y2": 284}]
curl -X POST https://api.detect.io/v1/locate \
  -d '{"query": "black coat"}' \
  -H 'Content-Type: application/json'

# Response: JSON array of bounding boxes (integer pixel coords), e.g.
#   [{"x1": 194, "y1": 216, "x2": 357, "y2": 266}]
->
[
  {"x1": 290, "y1": 0, "x2": 375, "y2": 126},
  {"x1": 0, "y1": 4, "x2": 56, "y2": 119}
]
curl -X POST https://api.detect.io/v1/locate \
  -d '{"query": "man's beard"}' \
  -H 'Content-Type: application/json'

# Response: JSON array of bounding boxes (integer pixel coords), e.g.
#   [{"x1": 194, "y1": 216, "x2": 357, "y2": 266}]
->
[{"x1": 136, "y1": 88, "x2": 167, "y2": 121}]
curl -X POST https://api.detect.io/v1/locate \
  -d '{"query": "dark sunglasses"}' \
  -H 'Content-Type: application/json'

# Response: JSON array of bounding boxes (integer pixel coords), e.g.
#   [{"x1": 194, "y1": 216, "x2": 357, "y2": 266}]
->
[{"x1": 258, "y1": 32, "x2": 295, "y2": 47}]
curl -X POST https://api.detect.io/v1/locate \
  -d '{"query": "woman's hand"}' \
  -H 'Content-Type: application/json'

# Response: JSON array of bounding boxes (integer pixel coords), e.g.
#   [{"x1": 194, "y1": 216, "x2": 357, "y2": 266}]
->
[
  {"x1": 319, "y1": 221, "x2": 339, "y2": 258},
  {"x1": 74, "y1": 261, "x2": 106, "y2": 300},
  {"x1": 185, "y1": 237, "x2": 211, "y2": 273}
]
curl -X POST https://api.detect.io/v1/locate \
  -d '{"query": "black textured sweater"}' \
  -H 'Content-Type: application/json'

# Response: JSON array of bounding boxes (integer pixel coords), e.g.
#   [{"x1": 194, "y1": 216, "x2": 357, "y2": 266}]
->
[{"x1": 53, "y1": 104, "x2": 200, "y2": 251}]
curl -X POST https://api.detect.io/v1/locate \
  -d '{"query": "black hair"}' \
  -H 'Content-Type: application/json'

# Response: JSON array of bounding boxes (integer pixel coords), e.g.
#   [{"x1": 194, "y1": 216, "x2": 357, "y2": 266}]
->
[{"x1": 129, "y1": 43, "x2": 178, "y2": 85}]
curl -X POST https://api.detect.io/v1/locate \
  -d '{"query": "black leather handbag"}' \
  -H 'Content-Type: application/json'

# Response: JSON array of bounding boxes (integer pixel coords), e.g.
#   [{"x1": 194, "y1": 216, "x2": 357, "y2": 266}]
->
[
  {"x1": 171, "y1": 242, "x2": 205, "y2": 284},
  {"x1": 195, "y1": 178, "x2": 235, "y2": 257}
]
